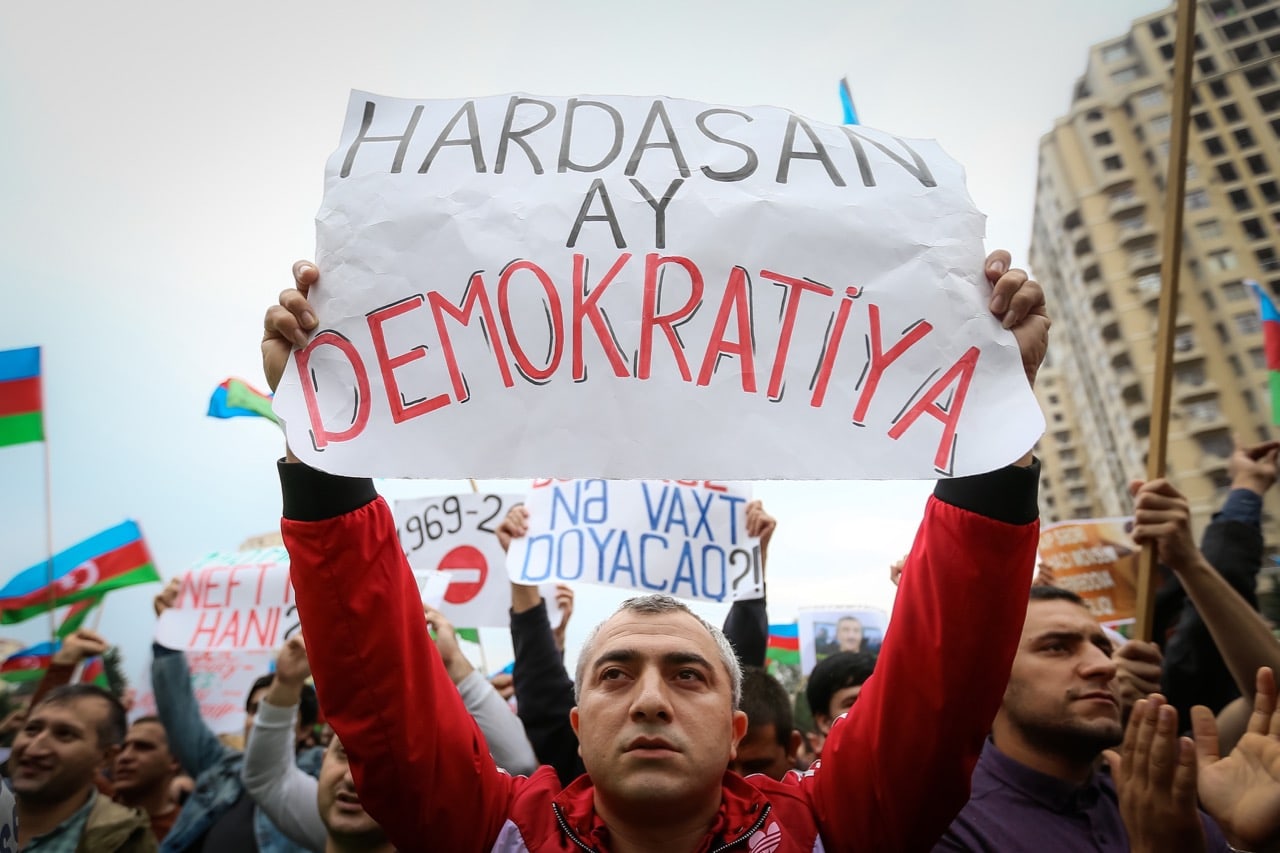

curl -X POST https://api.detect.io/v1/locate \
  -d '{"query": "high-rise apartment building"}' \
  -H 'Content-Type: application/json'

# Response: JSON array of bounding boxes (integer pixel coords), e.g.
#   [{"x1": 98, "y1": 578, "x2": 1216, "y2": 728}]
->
[{"x1": 1030, "y1": 0, "x2": 1280, "y2": 553}]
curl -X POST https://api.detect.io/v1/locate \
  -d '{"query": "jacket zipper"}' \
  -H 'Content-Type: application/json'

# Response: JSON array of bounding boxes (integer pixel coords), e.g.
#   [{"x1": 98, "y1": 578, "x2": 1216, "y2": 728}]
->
[
  {"x1": 709, "y1": 804, "x2": 772, "y2": 853},
  {"x1": 552, "y1": 801, "x2": 772, "y2": 853},
  {"x1": 554, "y1": 802, "x2": 599, "y2": 852}
]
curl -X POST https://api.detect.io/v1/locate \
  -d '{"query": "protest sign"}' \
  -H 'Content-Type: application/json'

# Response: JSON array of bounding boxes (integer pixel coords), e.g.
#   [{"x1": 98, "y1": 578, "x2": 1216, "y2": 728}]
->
[
  {"x1": 274, "y1": 91, "x2": 1045, "y2": 480},
  {"x1": 506, "y1": 479, "x2": 762, "y2": 604},
  {"x1": 155, "y1": 548, "x2": 297, "y2": 652},
  {"x1": 797, "y1": 606, "x2": 888, "y2": 676},
  {"x1": 131, "y1": 648, "x2": 276, "y2": 737},
  {"x1": 393, "y1": 493, "x2": 526, "y2": 628},
  {"x1": 1038, "y1": 519, "x2": 1138, "y2": 628}
]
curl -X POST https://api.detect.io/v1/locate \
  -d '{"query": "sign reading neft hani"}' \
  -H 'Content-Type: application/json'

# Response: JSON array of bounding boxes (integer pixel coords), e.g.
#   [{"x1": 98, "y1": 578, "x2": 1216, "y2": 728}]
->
[{"x1": 273, "y1": 91, "x2": 1044, "y2": 479}]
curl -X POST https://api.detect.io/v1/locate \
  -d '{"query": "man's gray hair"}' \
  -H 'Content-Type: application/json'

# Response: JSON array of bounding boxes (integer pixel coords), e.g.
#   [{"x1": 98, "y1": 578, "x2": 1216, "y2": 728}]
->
[{"x1": 573, "y1": 593, "x2": 743, "y2": 708}]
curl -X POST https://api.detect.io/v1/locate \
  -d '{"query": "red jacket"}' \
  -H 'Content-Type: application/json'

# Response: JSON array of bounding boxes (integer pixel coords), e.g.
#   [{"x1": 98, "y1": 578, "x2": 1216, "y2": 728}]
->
[{"x1": 279, "y1": 462, "x2": 1040, "y2": 853}]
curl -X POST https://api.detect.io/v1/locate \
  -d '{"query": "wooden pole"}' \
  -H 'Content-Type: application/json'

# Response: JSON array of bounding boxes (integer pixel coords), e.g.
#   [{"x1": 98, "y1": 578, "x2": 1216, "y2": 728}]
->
[
  {"x1": 1135, "y1": 0, "x2": 1198, "y2": 642},
  {"x1": 41, "y1": 419, "x2": 57, "y2": 645}
]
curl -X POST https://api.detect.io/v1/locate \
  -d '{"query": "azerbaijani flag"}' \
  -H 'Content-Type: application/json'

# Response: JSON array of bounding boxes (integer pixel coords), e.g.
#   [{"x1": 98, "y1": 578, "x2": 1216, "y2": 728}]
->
[
  {"x1": 766, "y1": 622, "x2": 800, "y2": 668},
  {"x1": 0, "y1": 521, "x2": 159, "y2": 624},
  {"x1": 0, "y1": 346, "x2": 44, "y2": 448},
  {"x1": 0, "y1": 642, "x2": 57, "y2": 683},
  {"x1": 208, "y1": 377, "x2": 281, "y2": 426},
  {"x1": 1248, "y1": 280, "x2": 1280, "y2": 425},
  {"x1": 56, "y1": 595, "x2": 104, "y2": 639},
  {"x1": 839, "y1": 77, "x2": 860, "y2": 126}
]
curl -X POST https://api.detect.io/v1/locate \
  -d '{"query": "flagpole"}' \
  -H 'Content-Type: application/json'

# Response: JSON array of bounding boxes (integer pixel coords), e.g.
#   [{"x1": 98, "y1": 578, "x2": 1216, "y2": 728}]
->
[
  {"x1": 1134, "y1": 0, "x2": 1197, "y2": 642},
  {"x1": 42, "y1": 435, "x2": 56, "y2": 645}
]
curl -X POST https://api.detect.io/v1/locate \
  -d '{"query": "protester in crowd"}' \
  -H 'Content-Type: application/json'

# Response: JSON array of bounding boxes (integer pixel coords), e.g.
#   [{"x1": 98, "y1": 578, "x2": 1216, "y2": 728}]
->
[
  {"x1": 1154, "y1": 438, "x2": 1280, "y2": 722},
  {"x1": 1130, "y1": 472, "x2": 1280, "y2": 753},
  {"x1": 11, "y1": 685, "x2": 156, "y2": 851},
  {"x1": 264, "y1": 249, "x2": 1048, "y2": 851},
  {"x1": 934, "y1": 584, "x2": 1229, "y2": 851},
  {"x1": 730, "y1": 667, "x2": 802, "y2": 781},
  {"x1": 114, "y1": 716, "x2": 183, "y2": 843},
  {"x1": 550, "y1": 583, "x2": 574, "y2": 656},
  {"x1": 499, "y1": 499, "x2": 776, "y2": 786},
  {"x1": 314, "y1": 738, "x2": 396, "y2": 853},
  {"x1": 803, "y1": 651, "x2": 877, "y2": 759},
  {"x1": 150, "y1": 581, "x2": 323, "y2": 853},
  {"x1": 244, "y1": 625, "x2": 534, "y2": 851}
]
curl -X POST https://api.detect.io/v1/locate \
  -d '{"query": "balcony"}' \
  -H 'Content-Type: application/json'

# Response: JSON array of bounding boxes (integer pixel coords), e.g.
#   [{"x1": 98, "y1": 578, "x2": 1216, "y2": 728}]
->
[
  {"x1": 1109, "y1": 193, "x2": 1145, "y2": 219},
  {"x1": 1119, "y1": 222, "x2": 1158, "y2": 249}
]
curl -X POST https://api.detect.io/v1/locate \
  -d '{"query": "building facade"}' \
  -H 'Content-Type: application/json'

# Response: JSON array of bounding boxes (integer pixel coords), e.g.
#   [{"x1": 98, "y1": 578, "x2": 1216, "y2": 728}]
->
[{"x1": 1031, "y1": 0, "x2": 1280, "y2": 553}]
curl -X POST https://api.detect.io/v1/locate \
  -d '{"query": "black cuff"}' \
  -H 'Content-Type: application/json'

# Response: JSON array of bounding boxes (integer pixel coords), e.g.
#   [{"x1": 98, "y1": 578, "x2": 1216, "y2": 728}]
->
[
  {"x1": 278, "y1": 460, "x2": 378, "y2": 522},
  {"x1": 933, "y1": 458, "x2": 1040, "y2": 526},
  {"x1": 152, "y1": 642, "x2": 179, "y2": 659}
]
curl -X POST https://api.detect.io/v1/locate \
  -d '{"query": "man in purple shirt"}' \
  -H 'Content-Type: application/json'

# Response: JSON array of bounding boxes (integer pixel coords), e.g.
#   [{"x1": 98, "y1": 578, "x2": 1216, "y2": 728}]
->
[{"x1": 935, "y1": 585, "x2": 1229, "y2": 852}]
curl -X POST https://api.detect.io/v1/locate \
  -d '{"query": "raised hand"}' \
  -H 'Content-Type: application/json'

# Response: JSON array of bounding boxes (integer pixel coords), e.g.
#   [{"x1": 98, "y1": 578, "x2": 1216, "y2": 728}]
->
[
  {"x1": 1192, "y1": 667, "x2": 1280, "y2": 851},
  {"x1": 52, "y1": 628, "x2": 108, "y2": 666},
  {"x1": 261, "y1": 261, "x2": 320, "y2": 393},
  {"x1": 1104, "y1": 696, "x2": 1206, "y2": 853}
]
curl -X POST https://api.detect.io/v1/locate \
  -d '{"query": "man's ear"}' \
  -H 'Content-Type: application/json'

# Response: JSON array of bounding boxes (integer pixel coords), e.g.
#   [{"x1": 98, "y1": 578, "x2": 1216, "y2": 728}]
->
[
  {"x1": 786, "y1": 728, "x2": 803, "y2": 762},
  {"x1": 570, "y1": 706, "x2": 580, "y2": 738},
  {"x1": 101, "y1": 744, "x2": 121, "y2": 773},
  {"x1": 728, "y1": 710, "x2": 749, "y2": 760}
]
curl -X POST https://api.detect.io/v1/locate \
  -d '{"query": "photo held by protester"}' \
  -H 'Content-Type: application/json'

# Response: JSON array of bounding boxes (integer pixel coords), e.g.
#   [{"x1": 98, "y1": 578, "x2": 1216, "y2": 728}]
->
[{"x1": 8, "y1": 0, "x2": 1280, "y2": 851}]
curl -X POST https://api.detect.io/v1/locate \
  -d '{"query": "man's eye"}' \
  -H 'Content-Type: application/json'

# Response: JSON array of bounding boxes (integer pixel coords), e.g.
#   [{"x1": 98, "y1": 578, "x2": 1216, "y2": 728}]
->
[
  {"x1": 601, "y1": 668, "x2": 625, "y2": 681},
  {"x1": 676, "y1": 668, "x2": 703, "y2": 681}
]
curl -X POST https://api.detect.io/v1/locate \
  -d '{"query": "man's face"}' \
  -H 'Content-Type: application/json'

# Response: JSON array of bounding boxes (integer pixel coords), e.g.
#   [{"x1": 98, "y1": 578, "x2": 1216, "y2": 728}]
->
[
  {"x1": 729, "y1": 722, "x2": 797, "y2": 780},
  {"x1": 998, "y1": 599, "x2": 1121, "y2": 756},
  {"x1": 836, "y1": 618, "x2": 863, "y2": 652},
  {"x1": 570, "y1": 610, "x2": 747, "y2": 811},
  {"x1": 114, "y1": 721, "x2": 178, "y2": 798},
  {"x1": 317, "y1": 738, "x2": 385, "y2": 844},
  {"x1": 11, "y1": 698, "x2": 113, "y2": 804},
  {"x1": 814, "y1": 683, "x2": 863, "y2": 736}
]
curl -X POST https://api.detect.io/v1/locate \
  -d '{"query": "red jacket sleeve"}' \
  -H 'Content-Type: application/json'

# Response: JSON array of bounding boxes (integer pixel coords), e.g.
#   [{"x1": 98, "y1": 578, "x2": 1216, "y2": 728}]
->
[
  {"x1": 279, "y1": 461, "x2": 512, "y2": 853},
  {"x1": 807, "y1": 461, "x2": 1041, "y2": 853}
]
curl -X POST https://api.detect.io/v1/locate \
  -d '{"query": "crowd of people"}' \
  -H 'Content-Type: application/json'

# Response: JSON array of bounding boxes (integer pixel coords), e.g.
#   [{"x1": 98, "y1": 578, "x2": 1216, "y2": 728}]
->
[{"x1": 1, "y1": 250, "x2": 1279, "y2": 851}]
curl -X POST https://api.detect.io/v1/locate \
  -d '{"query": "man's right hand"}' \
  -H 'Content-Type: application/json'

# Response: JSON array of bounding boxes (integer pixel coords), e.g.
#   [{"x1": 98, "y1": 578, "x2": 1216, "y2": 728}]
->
[
  {"x1": 153, "y1": 578, "x2": 180, "y2": 618},
  {"x1": 1229, "y1": 437, "x2": 1280, "y2": 496},
  {"x1": 274, "y1": 635, "x2": 311, "y2": 687},
  {"x1": 496, "y1": 505, "x2": 530, "y2": 554},
  {"x1": 52, "y1": 628, "x2": 108, "y2": 666},
  {"x1": 262, "y1": 261, "x2": 321, "y2": 393}
]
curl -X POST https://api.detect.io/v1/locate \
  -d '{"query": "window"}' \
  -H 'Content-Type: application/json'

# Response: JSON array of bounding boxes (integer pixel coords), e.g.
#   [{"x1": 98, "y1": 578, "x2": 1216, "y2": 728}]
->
[
  {"x1": 1112, "y1": 187, "x2": 1137, "y2": 204},
  {"x1": 1102, "y1": 42, "x2": 1132, "y2": 63},
  {"x1": 1196, "y1": 219, "x2": 1223, "y2": 239},
  {"x1": 1103, "y1": 155, "x2": 1124, "y2": 171},
  {"x1": 1229, "y1": 188, "x2": 1253, "y2": 210},
  {"x1": 1113, "y1": 67, "x2": 1141, "y2": 84},
  {"x1": 1138, "y1": 87, "x2": 1164, "y2": 108},
  {"x1": 1150, "y1": 19, "x2": 1168, "y2": 38},
  {"x1": 1137, "y1": 272, "x2": 1162, "y2": 294},
  {"x1": 1237, "y1": 312, "x2": 1263, "y2": 335},
  {"x1": 1150, "y1": 114, "x2": 1172, "y2": 134},
  {"x1": 1193, "y1": 112, "x2": 1214, "y2": 130},
  {"x1": 1222, "y1": 103, "x2": 1242, "y2": 123},
  {"x1": 1204, "y1": 136, "x2": 1226, "y2": 156},
  {"x1": 1160, "y1": 43, "x2": 1176, "y2": 61},
  {"x1": 1187, "y1": 189, "x2": 1211, "y2": 209},
  {"x1": 1236, "y1": 42, "x2": 1263, "y2": 62},
  {"x1": 1252, "y1": 348, "x2": 1269, "y2": 369},
  {"x1": 1210, "y1": 80, "x2": 1230, "y2": 99},
  {"x1": 1247, "y1": 153, "x2": 1269, "y2": 174},
  {"x1": 1261, "y1": 181, "x2": 1280, "y2": 204},
  {"x1": 1093, "y1": 130, "x2": 1114, "y2": 146},
  {"x1": 1243, "y1": 218, "x2": 1266, "y2": 240},
  {"x1": 1217, "y1": 162, "x2": 1240, "y2": 181},
  {"x1": 1259, "y1": 247, "x2": 1278, "y2": 267},
  {"x1": 1235, "y1": 128, "x2": 1256, "y2": 148},
  {"x1": 1186, "y1": 397, "x2": 1221, "y2": 422},
  {"x1": 1175, "y1": 363, "x2": 1207, "y2": 386},
  {"x1": 1215, "y1": 319, "x2": 1229, "y2": 342},
  {"x1": 1223, "y1": 20, "x2": 1251, "y2": 40},
  {"x1": 1223, "y1": 280, "x2": 1248, "y2": 301},
  {"x1": 1118, "y1": 213, "x2": 1146, "y2": 231},
  {"x1": 1229, "y1": 354, "x2": 1245, "y2": 376},
  {"x1": 1199, "y1": 57, "x2": 1218, "y2": 75},
  {"x1": 1245, "y1": 66, "x2": 1276, "y2": 88},
  {"x1": 1063, "y1": 210, "x2": 1082, "y2": 230},
  {"x1": 1175, "y1": 328, "x2": 1197, "y2": 351},
  {"x1": 1209, "y1": 249, "x2": 1239, "y2": 271},
  {"x1": 1196, "y1": 430, "x2": 1234, "y2": 459}
]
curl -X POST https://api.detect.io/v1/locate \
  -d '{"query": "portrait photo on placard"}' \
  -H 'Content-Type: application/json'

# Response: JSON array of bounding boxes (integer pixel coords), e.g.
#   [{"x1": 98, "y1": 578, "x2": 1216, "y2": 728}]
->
[{"x1": 797, "y1": 606, "x2": 888, "y2": 675}]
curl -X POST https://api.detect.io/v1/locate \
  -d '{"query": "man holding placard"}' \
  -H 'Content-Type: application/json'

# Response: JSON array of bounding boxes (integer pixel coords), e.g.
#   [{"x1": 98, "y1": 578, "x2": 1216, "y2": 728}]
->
[{"x1": 263, "y1": 232, "x2": 1048, "y2": 851}]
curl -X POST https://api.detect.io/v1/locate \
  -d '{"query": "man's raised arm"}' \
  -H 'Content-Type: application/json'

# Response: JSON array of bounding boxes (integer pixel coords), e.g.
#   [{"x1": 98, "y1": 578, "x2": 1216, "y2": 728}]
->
[
  {"x1": 266, "y1": 262, "x2": 513, "y2": 853},
  {"x1": 807, "y1": 251, "x2": 1048, "y2": 852}
]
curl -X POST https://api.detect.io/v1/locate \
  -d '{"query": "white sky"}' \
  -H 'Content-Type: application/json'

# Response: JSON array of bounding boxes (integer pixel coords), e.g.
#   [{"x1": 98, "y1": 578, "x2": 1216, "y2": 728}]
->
[{"x1": 0, "y1": 0, "x2": 1169, "y2": 679}]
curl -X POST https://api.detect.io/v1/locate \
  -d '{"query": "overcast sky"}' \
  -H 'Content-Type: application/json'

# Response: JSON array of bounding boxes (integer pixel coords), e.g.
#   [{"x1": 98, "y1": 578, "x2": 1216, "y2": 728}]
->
[{"x1": 0, "y1": 0, "x2": 1168, "y2": 678}]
